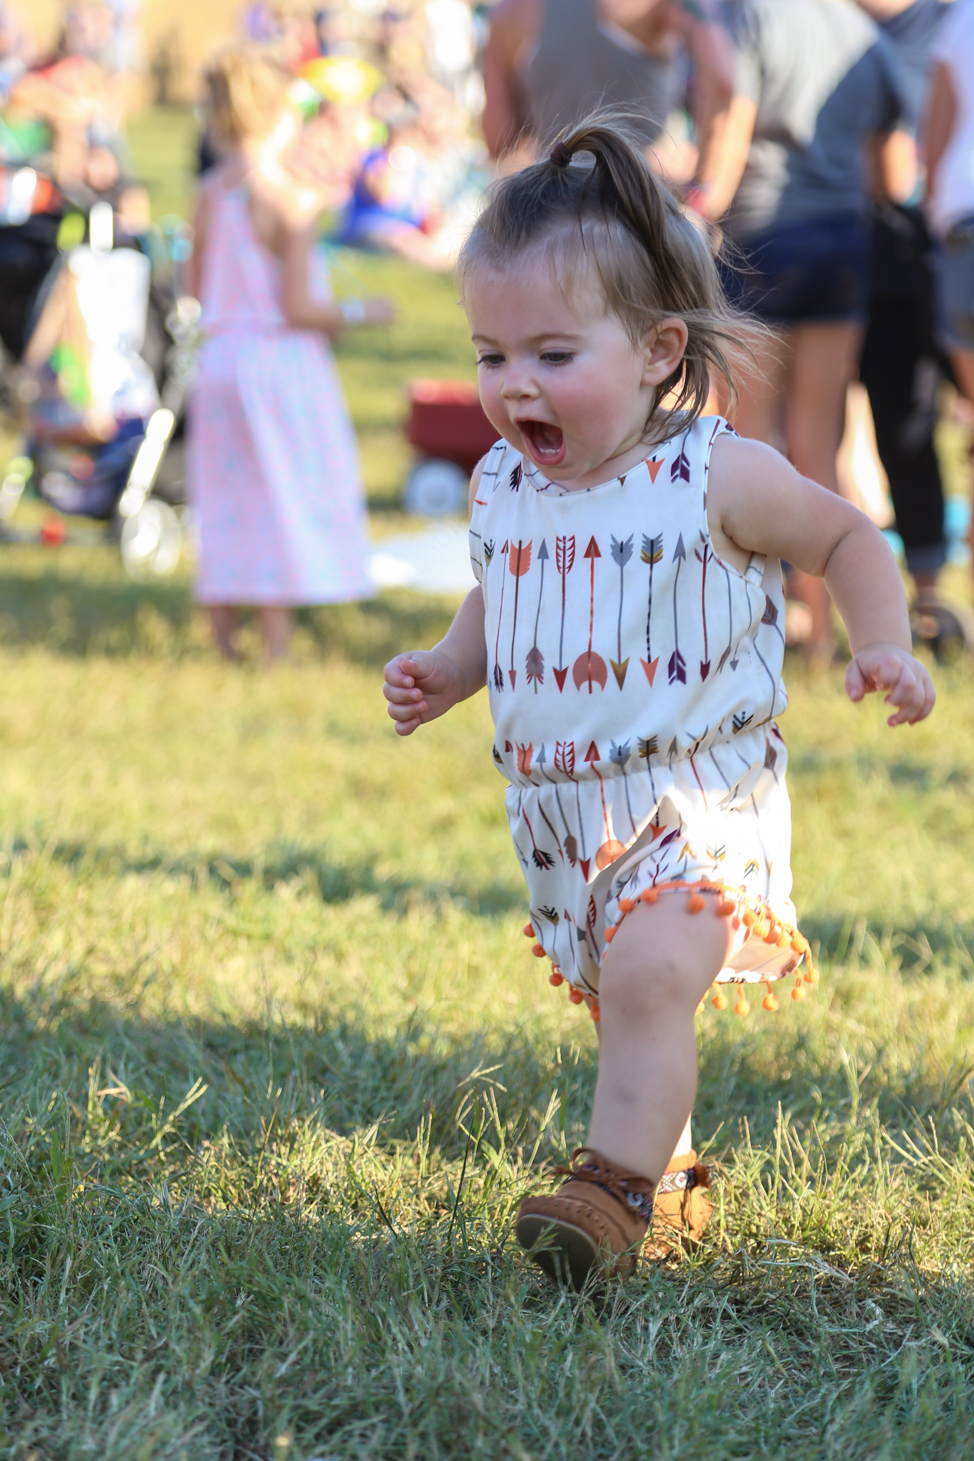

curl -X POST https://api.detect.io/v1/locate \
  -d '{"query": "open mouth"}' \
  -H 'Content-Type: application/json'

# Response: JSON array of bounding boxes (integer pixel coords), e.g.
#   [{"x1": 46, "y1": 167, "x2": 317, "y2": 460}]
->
[{"x1": 517, "y1": 418, "x2": 566, "y2": 467}]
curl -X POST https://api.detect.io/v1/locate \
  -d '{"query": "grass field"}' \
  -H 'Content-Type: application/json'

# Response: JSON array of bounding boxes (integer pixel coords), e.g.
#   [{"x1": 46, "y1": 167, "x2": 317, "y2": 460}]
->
[{"x1": 2, "y1": 113, "x2": 974, "y2": 1461}]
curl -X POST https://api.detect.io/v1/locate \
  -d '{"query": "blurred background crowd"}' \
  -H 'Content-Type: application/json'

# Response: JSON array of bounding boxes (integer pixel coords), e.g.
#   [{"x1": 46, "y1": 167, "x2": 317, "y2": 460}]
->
[{"x1": 0, "y1": 0, "x2": 972, "y2": 663}]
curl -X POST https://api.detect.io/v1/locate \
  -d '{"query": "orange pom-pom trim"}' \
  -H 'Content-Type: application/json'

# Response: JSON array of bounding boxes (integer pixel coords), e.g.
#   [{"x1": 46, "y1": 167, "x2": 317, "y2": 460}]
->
[
  {"x1": 590, "y1": 1002, "x2": 601, "y2": 1023},
  {"x1": 523, "y1": 922, "x2": 535, "y2": 938},
  {"x1": 531, "y1": 943, "x2": 546, "y2": 958},
  {"x1": 529, "y1": 879, "x2": 815, "y2": 1021}
]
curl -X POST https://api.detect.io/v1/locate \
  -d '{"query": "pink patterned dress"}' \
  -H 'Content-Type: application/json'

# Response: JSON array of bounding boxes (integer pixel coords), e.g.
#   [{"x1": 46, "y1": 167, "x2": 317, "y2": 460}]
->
[
  {"x1": 187, "y1": 174, "x2": 372, "y2": 606},
  {"x1": 470, "y1": 417, "x2": 816, "y2": 1020}
]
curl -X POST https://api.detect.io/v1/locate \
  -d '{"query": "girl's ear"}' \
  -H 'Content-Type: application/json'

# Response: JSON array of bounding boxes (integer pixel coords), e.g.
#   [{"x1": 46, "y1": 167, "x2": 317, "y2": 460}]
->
[{"x1": 641, "y1": 318, "x2": 689, "y2": 388}]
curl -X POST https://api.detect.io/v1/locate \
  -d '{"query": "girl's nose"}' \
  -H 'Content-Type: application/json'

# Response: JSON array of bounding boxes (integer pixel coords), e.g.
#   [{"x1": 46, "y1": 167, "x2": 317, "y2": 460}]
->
[{"x1": 501, "y1": 365, "x2": 538, "y2": 401}]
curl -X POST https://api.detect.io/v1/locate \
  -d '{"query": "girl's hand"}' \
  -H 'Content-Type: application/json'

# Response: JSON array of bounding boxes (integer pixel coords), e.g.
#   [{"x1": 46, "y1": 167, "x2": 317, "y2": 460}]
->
[
  {"x1": 383, "y1": 650, "x2": 462, "y2": 735},
  {"x1": 845, "y1": 643, "x2": 936, "y2": 726}
]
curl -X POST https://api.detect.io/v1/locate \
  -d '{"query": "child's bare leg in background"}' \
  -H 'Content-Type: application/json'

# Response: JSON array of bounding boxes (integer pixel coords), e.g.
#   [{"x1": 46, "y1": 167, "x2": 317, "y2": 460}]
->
[
  {"x1": 209, "y1": 605, "x2": 241, "y2": 661},
  {"x1": 732, "y1": 322, "x2": 863, "y2": 657},
  {"x1": 258, "y1": 607, "x2": 293, "y2": 665},
  {"x1": 588, "y1": 895, "x2": 734, "y2": 1181}
]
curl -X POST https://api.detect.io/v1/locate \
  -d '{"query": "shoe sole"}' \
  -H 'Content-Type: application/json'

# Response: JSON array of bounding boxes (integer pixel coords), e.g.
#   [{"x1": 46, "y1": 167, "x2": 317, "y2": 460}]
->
[{"x1": 516, "y1": 1213, "x2": 603, "y2": 1289}]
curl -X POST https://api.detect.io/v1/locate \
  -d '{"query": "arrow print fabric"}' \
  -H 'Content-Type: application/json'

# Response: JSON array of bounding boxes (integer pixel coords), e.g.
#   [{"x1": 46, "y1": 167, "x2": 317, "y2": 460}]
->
[{"x1": 469, "y1": 416, "x2": 806, "y2": 1008}]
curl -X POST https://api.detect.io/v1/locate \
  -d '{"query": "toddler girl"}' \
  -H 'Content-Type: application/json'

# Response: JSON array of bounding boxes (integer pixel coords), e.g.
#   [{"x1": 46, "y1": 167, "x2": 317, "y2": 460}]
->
[
  {"x1": 188, "y1": 46, "x2": 392, "y2": 664},
  {"x1": 383, "y1": 119, "x2": 935, "y2": 1288}
]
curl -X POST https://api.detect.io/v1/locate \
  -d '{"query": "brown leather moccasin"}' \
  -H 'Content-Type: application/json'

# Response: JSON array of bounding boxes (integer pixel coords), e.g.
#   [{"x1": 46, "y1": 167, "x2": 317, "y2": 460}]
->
[
  {"x1": 515, "y1": 1147, "x2": 657, "y2": 1289},
  {"x1": 645, "y1": 1149, "x2": 713, "y2": 1261}
]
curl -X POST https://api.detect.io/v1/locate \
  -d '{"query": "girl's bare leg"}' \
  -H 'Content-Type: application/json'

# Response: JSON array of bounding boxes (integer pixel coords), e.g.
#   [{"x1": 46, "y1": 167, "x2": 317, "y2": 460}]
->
[
  {"x1": 258, "y1": 606, "x2": 293, "y2": 665},
  {"x1": 595, "y1": 1016, "x2": 695, "y2": 1161},
  {"x1": 950, "y1": 347, "x2": 974, "y2": 409},
  {"x1": 950, "y1": 351, "x2": 974, "y2": 596},
  {"x1": 672, "y1": 1115, "x2": 694, "y2": 1156},
  {"x1": 729, "y1": 327, "x2": 789, "y2": 447},
  {"x1": 209, "y1": 605, "x2": 241, "y2": 661},
  {"x1": 588, "y1": 895, "x2": 734, "y2": 1180}
]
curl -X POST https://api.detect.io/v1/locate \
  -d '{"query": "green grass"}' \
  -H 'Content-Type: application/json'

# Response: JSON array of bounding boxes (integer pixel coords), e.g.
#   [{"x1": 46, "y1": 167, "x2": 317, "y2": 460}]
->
[
  {"x1": 125, "y1": 107, "x2": 199, "y2": 223},
  {"x1": 1, "y1": 111, "x2": 974, "y2": 1460}
]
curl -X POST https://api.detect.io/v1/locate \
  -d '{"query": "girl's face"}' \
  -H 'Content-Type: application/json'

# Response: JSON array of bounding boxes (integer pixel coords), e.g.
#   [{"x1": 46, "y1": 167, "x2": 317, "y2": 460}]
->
[{"x1": 466, "y1": 253, "x2": 687, "y2": 491}]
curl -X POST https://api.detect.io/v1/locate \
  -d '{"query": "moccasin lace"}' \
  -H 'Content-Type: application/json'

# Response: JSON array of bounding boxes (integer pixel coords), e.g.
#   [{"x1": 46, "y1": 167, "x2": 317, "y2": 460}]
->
[{"x1": 557, "y1": 1147, "x2": 656, "y2": 1224}]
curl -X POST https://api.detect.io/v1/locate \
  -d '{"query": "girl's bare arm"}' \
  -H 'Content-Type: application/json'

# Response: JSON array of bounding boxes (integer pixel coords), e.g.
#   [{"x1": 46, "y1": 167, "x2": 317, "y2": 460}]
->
[
  {"x1": 186, "y1": 183, "x2": 209, "y2": 302},
  {"x1": 384, "y1": 460, "x2": 490, "y2": 734},
  {"x1": 708, "y1": 434, "x2": 935, "y2": 724},
  {"x1": 383, "y1": 588, "x2": 489, "y2": 734},
  {"x1": 279, "y1": 215, "x2": 393, "y2": 336}
]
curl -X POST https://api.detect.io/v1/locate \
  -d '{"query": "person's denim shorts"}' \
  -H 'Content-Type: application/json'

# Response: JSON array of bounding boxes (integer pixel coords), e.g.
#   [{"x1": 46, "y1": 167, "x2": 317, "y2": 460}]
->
[
  {"x1": 934, "y1": 216, "x2": 974, "y2": 354},
  {"x1": 719, "y1": 212, "x2": 872, "y2": 326}
]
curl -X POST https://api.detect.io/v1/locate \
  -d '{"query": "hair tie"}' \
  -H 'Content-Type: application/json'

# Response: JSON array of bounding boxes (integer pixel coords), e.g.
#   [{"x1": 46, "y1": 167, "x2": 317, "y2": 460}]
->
[{"x1": 549, "y1": 141, "x2": 571, "y2": 168}]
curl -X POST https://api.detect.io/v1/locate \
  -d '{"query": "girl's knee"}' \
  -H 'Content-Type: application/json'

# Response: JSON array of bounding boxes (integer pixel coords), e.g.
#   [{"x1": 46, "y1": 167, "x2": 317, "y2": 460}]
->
[{"x1": 599, "y1": 945, "x2": 693, "y2": 1018}]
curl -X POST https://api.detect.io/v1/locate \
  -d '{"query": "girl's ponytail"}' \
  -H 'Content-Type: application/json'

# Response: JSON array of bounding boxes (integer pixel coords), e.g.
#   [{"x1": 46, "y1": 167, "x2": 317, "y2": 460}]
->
[{"x1": 459, "y1": 111, "x2": 757, "y2": 438}]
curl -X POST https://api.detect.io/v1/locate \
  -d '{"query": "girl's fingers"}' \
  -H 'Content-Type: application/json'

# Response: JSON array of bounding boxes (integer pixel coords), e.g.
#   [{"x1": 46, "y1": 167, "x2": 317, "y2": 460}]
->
[
  {"x1": 399, "y1": 651, "x2": 435, "y2": 683},
  {"x1": 885, "y1": 670, "x2": 917, "y2": 721},
  {"x1": 387, "y1": 696, "x2": 427, "y2": 721},
  {"x1": 384, "y1": 651, "x2": 432, "y2": 688},
  {"x1": 845, "y1": 660, "x2": 866, "y2": 703},
  {"x1": 848, "y1": 651, "x2": 935, "y2": 726},
  {"x1": 383, "y1": 679, "x2": 423, "y2": 705},
  {"x1": 886, "y1": 664, "x2": 933, "y2": 726}
]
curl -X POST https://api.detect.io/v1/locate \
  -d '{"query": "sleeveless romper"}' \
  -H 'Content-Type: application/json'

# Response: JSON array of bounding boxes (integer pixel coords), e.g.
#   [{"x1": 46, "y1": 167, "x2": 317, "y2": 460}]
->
[{"x1": 469, "y1": 417, "x2": 814, "y2": 1018}]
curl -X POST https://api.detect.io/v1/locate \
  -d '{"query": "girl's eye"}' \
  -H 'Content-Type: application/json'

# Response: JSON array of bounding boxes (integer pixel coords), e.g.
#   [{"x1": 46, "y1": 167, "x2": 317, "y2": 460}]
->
[
  {"x1": 477, "y1": 353, "x2": 504, "y2": 368},
  {"x1": 542, "y1": 351, "x2": 574, "y2": 365}
]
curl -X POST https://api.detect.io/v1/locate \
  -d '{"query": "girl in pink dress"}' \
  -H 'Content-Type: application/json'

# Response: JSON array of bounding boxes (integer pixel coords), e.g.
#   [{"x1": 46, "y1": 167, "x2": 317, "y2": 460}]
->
[{"x1": 187, "y1": 46, "x2": 393, "y2": 663}]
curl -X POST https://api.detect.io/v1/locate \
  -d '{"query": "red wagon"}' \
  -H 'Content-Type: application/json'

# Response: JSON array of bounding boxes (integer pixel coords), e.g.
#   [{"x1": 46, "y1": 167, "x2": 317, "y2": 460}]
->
[{"x1": 403, "y1": 378, "x2": 497, "y2": 516}]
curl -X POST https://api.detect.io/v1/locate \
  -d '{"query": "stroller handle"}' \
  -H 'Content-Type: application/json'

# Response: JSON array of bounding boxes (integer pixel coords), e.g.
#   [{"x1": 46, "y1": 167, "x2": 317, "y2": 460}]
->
[{"x1": 117, "y1": 407, "x2": 175, "y2": 518}]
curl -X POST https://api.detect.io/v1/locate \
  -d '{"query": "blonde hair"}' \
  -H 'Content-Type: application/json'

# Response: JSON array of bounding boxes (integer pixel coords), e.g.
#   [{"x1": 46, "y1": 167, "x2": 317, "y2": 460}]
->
[
  {"x1": 203, "y1": 45, "x2": 292, "y2": 147},
  {"x1": 458, "y1": 115, "x2": 757, "y2": 443}
]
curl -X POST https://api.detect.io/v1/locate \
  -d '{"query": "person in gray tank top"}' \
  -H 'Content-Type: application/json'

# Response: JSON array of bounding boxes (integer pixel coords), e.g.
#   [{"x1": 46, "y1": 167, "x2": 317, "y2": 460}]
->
[
  {"x1": 483, "y1": 0, "x2": 734, "y2": 215},
  {"x1": 523, "y1": 0, "x2": 683, "y2": 146}
]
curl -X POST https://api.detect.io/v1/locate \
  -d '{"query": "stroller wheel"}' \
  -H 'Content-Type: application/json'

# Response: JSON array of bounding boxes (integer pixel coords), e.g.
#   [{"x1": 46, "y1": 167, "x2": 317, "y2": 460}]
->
[
  {"x1": 403, "y1": 458, "x2": 469, "y2": 517},
  {"x1": 121, "y1": 498, "x2": 182, "y2": 580}
]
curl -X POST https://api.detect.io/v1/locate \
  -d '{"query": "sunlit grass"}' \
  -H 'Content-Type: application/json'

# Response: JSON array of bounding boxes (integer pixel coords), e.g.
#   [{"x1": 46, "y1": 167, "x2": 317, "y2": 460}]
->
[{"x1": 2, "y1": 641, "x2": 974, "y2": 1458}]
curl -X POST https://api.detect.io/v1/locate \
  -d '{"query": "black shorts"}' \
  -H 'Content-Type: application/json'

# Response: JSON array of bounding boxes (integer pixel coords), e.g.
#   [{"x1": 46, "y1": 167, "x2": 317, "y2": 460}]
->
[{"x1": 719, "y1": 212, "x2": 872, "y2": 326}]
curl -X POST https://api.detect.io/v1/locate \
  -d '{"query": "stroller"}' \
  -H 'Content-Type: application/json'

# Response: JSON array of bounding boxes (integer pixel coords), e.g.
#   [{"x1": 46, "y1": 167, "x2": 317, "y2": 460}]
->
[{"x1": 0, "y1": 159, "x2": 196, "y2": 579}]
